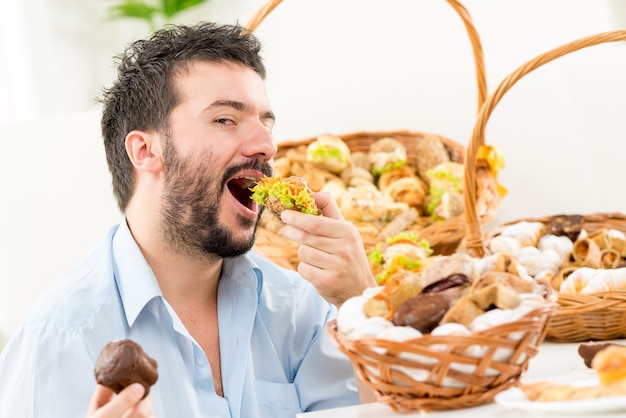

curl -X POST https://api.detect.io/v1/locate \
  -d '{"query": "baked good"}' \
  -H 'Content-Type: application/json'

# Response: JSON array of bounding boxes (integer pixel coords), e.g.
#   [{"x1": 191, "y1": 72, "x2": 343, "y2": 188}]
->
[
  {"x1": 94, "y1": 339, "x2": 158, "y2": 398},
  {"x1": 250, "y1": 176, "x2": 321, "y2": 217},
  {"x1": 549, "y1": 214, "x2": 583, "y2": 241},
  {"x1": 520, "y1": 379, "x2": 626, "y2": 401},
  {"x1": 578, "y1": 342, "x2": 622, "y2": 368},
  {"x1": 392, "y1": 292, "x2": 449, "y2": 333},
  {"x1": 520, "y1": 343, "x2": 626, "y2": 402},
  {"x1": 498, "y1": 221, "x2": 547, "y2": 248},
  {"x1": 306, "y1": 134, "x2": 351, "y2": 174},
  {"x1": 560, "y1": 267, "x2": 626, "y2": 295},
  {"x1": 368, "y1": 137, "x2": 408, "y2": 176},
  {"x1": 592, "y1": 344, "x2": 626, "y2": 384},
  {"x1": 414, "y1": 134, "x2": 450, "y2": 181},
  {"x1": 383, "y1": 176, "x2": 429, "y2": 211},
  {"x1": 424, "y1": 162, "x2": 464, "y2": 220}
]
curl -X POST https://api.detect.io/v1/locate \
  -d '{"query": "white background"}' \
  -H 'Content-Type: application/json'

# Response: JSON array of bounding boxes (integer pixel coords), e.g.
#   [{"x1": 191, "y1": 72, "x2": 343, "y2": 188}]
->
[{"x1": 1, "y1": 0, "x2": 626, "y2": 340}]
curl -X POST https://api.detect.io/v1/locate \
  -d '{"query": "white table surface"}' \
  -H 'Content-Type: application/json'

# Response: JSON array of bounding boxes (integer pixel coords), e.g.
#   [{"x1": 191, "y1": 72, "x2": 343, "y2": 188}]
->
[{"x1": 297, "y1": 339, "x2": 626, "y2": 418}]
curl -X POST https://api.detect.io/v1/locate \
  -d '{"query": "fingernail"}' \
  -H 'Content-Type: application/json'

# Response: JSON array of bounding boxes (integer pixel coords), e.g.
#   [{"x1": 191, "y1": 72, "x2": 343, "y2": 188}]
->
[{"x1": 129, "y1": 383, "x2": 145, "y2": 398}]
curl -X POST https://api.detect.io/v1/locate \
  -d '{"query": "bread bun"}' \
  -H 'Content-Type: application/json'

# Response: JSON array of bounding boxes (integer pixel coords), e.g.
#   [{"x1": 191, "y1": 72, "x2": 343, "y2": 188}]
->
[{"x1": 592, "y1": 344, "x2": 626, "y2": 384}]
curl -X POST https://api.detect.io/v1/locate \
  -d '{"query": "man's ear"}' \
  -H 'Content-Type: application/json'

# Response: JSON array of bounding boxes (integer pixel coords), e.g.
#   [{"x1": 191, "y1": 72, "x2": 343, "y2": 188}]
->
[{"x1": 125, "y1": 130, "x2": 163, "y2": 174}]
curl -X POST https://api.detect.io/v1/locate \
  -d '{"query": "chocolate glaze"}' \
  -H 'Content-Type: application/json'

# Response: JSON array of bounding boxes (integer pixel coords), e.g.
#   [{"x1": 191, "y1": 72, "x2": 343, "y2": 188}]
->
[
  {"x1": 94, "y1": 339, "x2": 158, "y2": 398},
  {"x1": 578, "y1": 342, "x2": 623, "y2": 368}
]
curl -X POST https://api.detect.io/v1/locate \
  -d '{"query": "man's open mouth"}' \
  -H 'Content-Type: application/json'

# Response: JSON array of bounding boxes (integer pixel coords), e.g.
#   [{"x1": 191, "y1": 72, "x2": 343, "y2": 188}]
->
[{"x1": 227, "y1": 176, "x2": 259, "y2": 210}]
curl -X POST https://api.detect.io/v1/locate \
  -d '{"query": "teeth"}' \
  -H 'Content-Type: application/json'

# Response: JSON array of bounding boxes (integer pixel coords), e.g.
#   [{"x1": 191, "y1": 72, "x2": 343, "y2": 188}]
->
[{"x1": 234, "y1": 175, "x2": 260, "y2": 189}]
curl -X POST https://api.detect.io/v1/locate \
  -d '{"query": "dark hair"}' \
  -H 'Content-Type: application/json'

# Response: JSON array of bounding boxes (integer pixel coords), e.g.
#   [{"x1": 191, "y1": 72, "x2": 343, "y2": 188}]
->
[{"x1": 99, "y1": 22, "x2": 266, "y2": 211}]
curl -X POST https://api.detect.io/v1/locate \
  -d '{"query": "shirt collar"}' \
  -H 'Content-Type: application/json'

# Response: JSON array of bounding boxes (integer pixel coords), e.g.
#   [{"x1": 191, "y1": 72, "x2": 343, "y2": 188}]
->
[
  {"x1": 111, "y1": 220, "x2": 265, "y2": 328},
  {"x1": 112, "y1": 219, "x2": 163, "y2": 328},
  {"x1": 221, "y1": 254, "x2": 264, "y2": 303}
]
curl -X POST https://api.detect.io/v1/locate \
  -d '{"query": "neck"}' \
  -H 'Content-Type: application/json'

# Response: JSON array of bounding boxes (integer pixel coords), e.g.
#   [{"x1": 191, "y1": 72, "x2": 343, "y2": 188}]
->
[
  {"x1": 125, "y1": 212, "x2": 222, "y2": 310},
  {"x1": 150, "y1": 249, "x2": 223, "y2": 309}
]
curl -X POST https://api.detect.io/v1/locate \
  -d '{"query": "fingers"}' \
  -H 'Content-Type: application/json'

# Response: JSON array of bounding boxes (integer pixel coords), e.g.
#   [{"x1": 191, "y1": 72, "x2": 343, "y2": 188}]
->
[
  {"x1": 87, "y1": 384, "x2": 116, "y2": 411},
  {"x1": 296, "y1": 240, "x2": 376, "y2": 307},
  {"x1": 313, "y1": 192, "x2": 344, "y2": 220},
  {"x1": 280, "y1": 203, "x2": 376, "y2": 306},
  {"x1": 126, "y1": 395, "x2": 154, "y2": 418},
  {"x1": 86, "y1": 383, "x2": 150, "y2": 418},
  {"x1": 279, "y1": 192, "x2": 349, "y2": 239}
]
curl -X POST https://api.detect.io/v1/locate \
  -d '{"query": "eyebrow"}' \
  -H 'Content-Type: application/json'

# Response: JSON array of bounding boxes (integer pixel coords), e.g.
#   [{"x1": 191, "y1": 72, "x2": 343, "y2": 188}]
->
[{"x1": 207, "y1": 100, "x2": 275, "y2": 121}]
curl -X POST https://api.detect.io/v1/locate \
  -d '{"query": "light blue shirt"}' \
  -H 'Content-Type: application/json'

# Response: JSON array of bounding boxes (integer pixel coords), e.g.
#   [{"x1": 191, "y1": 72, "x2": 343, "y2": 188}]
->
[{"x1": 0, "y1": 220, "x2": 359, "y2": 417}]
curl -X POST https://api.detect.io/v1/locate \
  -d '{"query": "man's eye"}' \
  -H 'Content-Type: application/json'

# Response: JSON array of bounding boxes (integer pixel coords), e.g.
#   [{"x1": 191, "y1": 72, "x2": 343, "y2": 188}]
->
[{"x1": 216, "y1": 118, "x2": 234, "y2": 125}]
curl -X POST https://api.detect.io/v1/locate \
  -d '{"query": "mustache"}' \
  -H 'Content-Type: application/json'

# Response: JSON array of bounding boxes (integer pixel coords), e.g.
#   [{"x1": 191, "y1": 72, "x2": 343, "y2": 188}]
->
[{"x1": 221, "y1": 159, "x2": 274, "y2": 188}]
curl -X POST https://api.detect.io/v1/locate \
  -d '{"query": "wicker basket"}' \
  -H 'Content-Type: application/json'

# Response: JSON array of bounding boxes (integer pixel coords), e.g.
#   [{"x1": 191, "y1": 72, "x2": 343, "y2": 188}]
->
[
  {"x1": 246, "y1": 0, "x2": 500, "y2": 269},
  {"x1": 326, "y1": 286, "x2": 557, "y2": 412},
  {"x1": 461, "y1": 30, "x2": 626, "y2": 342},
  {"x1": 485, "y1": 214, "x2": 626, "y2": 342},
  {"x1": 324, "y1": 32, "x2": 573, "y2": 407}
]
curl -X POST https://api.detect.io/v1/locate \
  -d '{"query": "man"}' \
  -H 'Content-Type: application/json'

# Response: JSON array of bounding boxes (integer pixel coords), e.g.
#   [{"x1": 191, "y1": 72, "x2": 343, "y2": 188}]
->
[{"x1": 0, "y1": 22, "x2": 376, "y2": 417}]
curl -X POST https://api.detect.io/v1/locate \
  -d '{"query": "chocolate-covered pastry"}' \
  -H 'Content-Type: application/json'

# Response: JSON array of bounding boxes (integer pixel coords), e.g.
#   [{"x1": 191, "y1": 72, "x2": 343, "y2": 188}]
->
[
  {"x1": 392, "y1": 293, "x2": 449, "y2": 333},
  {"x1": 94, "y1": 339, "x2": 158, "y2": 398},
  {"x1": 392, "y1": 269, "x2": 471, "y2": 333},
  {"x1": 549, "y1": 215, "x2": 583, "y2": 241},
  {"x1": 422, "y1": 274, "x2": 469, "y2": 294},
  {"x1": 578, "y1": 342, "x2": 624, "y2": 368}
]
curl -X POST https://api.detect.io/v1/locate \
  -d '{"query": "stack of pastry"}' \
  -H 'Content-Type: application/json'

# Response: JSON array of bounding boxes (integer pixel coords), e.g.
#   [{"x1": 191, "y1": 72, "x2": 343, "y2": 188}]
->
[
  {"x1": 261, "y1": 134, "x2": 471, "y2": 250},
  {"x1": 334, "y1": 248, "x2": 554, "y2": 391},
  {"x1": 486, "y1": 215, "x2": 626, "y2": 296},
  {"x1": 337, "y1": 250, "x2": 549, "y2": 340}
]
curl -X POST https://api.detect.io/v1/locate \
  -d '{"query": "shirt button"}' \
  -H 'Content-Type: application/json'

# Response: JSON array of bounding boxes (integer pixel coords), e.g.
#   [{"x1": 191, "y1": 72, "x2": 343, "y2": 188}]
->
[{"x1": 195, "y1": 357, "x2": 205, "y2": 367}]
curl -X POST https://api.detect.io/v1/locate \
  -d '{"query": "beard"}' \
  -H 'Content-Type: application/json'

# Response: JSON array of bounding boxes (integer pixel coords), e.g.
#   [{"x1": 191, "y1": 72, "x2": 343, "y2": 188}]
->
[{"x1": 159, "y1": 135, "x2": 272, "y2": 259}]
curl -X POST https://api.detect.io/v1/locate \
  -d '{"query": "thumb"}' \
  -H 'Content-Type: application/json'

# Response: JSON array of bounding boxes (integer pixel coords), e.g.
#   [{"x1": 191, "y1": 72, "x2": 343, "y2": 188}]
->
[
  {"x1": 114, "y1": 383, "x2": 146, "y2": 406},
  {"x1": 88, "y1": 384, "x2": 115, "y2": 411}
]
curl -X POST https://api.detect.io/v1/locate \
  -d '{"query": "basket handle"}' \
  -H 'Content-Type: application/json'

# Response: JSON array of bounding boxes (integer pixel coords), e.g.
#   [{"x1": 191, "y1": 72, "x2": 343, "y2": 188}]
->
[
  {"x1": 463, "y1": 30, "x2": 626, "y2": 257},
  {"x1": 245, "y1": 0, "x2": 487, "y2": 111}
]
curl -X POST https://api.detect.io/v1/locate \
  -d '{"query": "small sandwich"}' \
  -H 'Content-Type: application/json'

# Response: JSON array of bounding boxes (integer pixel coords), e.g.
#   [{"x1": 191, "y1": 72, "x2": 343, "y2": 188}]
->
[
  {"x1": 306, "y1": 134, "x2": 352, "y2": 174},
  {"x1": 250, "y1": 176, "x2": 321, "y2": 217}
]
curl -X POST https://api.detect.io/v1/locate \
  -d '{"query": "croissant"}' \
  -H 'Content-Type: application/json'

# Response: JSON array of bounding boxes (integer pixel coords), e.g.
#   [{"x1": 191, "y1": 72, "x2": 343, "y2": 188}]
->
[
  {"x1": 499, "y1": 221, "x2": 546, "y2": 248},
  {"x1": 560, "y1": 267, "x2": 626, "y2": 294},
  {"x1": 559, "y1": 267, "x2": 598, "y2": 294},
  {"x1": 383, "y1": 176, "x2": 429, "y2": 210},
  {"x1": 377, "y1": 166, "x2": 416, "y2": 191},
  {"x1": 579, "y1": 268, "x2": 626, "y2": 294}
]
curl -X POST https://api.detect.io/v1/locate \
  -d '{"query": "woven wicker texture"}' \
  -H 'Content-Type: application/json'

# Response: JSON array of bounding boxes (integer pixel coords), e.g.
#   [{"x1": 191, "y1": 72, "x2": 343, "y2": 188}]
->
[
  {"x1": 324, "y1": 117, "x2": 560, "y2": 411},
  {"x1": 246, "y1": 0, "x2": 499, "y2": 269},
  {"x1": 462, "y1": 30, "x2": 626, "y2": 342},
  {"x1": 327, "y1": 287, "x2": 557, "y2": 412},
  {"x1": 486, "y1": 213, "x2": 626, "y2": 342}
]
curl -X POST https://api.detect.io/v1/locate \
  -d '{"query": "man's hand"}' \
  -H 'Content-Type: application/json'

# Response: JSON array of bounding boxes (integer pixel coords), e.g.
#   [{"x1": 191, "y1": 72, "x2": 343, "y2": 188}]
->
[
  {"x1": 86, "y1": 383, "x2": 154, "y2": 418},
  {"x1": 280, "y1": 191, "x2": 377, "y2": 307}
]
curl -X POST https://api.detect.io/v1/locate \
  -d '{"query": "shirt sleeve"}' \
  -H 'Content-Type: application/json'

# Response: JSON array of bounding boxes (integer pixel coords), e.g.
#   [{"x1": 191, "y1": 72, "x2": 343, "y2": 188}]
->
[{"x1": 0, "y1": 321, "x2": 96, "y2": 418}]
